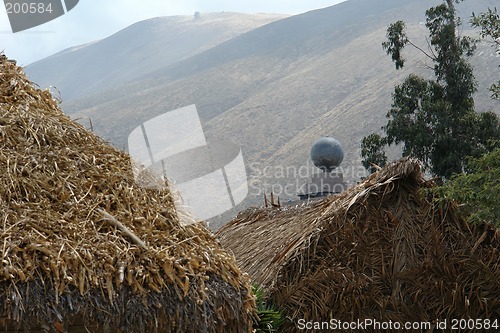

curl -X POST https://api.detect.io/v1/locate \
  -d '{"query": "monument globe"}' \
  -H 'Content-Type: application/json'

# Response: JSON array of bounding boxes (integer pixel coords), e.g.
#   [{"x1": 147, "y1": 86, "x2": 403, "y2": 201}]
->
[
  {"x1": 298, "y1": 136, "x2": 347, "y2": 200},
  {"x1": 310, "y1": 137, "x2": 344, "y2": 171}
]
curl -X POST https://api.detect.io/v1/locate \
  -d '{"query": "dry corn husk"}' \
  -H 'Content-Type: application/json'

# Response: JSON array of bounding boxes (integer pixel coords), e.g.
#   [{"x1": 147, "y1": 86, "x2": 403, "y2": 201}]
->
[{"x1": 0, "y1": 53, "x2": 256, "y2": 332}]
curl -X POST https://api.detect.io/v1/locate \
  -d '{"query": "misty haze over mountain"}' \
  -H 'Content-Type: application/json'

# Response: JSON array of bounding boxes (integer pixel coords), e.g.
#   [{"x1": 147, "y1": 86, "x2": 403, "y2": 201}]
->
[
  {"x1": 26, "y1": 12, "x2": 288, "y2": 100},
  {"x1": 25, "y1": 0, "x2": 499, "y2": 229}
]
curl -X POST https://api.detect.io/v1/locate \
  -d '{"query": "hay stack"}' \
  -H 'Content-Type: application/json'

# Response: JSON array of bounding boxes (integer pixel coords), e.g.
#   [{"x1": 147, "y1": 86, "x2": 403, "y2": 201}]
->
[
  {"x1": 0, "y1": 54, "x2": 255, "y2": 332},
  {"x1": 217, "y1": 158, "x2": 499, "y2": 332}
]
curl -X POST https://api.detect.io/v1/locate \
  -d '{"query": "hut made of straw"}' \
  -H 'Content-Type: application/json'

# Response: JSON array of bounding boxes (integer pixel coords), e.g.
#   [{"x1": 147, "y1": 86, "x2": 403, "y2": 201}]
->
[
  {"x1": 217, "y1": 158, "x2": 499, "y2": 332},
  {"x1": 0, "y1": 54, "x2": 255, "y2": 332}
]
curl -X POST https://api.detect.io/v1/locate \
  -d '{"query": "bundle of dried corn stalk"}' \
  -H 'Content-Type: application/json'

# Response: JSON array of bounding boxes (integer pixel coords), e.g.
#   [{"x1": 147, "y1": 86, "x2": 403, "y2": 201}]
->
[{"x1": 0, "y1": 53, "x2": 255, "y2": 332}]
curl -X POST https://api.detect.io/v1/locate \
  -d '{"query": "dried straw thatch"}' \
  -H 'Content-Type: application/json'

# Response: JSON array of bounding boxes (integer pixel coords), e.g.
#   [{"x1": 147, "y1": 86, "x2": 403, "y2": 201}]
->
[
  {"x1": 217, "y1": 158, "x2": 499, "y2": 332},
  {"x1": 0, "y1": 54, "x2": 255, "y2": 332}
]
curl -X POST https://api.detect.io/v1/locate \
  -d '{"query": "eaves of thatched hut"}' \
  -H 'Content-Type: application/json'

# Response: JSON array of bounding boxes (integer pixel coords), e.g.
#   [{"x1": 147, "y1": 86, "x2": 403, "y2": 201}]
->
[
  {"x1": 217, "y1": 158, "x2": 499, "y2": 332},
  {"x1": 0, "y1": 54, "x2": 255, "y2": 332}
]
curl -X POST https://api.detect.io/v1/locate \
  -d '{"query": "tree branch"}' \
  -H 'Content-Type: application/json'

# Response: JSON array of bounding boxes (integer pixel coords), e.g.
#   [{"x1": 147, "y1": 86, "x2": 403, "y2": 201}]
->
[{"x1": 408, "y1": 39, "x2": 437, "y2": 61}]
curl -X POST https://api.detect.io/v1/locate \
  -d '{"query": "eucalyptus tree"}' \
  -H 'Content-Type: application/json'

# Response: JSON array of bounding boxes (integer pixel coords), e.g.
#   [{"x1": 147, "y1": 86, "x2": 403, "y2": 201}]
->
[{"x1": 361, "y1": 0, "x2": 499, "y2": 179}]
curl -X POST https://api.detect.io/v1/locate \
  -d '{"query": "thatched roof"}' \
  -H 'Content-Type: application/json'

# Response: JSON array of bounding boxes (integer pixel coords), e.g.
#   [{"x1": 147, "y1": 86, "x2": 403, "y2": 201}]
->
[
  {"x1": 217, "y1": 158, "x2": 499, "y2": 331},
  {"x1": 0, "y1": 54, "x2": 255, "y2": 332}
]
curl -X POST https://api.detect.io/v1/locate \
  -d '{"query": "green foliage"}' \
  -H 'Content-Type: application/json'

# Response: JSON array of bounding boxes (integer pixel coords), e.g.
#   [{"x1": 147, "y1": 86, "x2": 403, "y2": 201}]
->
[
  {"x1": 470, "y1": 7, "x2": 500, "y2": 100},
  {"x1": 471, "y1": 7, "x2": 500, "y2": 44},
  {"x1": 384, "y1": 73, "x2": 499, "y2": 178},
  {"x1": 361, "y1": 0, "x2": 500, "y2": 179},
  {"x1": 382, "y1": 21, "x2": 409, "y2": 69},
  {"x1": 361, "y1": 133, "x2": 387, "y2": 173},
  {"x1": 434, "y1": 148, "x2": 500, "y2": 227},
  {"x1": 425, "y1": 3, "x2": 477, "y2": 110},
  {"x1": 252, "y1": 284, "x2": 284, "y2": 333},
  {"x1": 490, "y1": 82, "x2": 500, "y2": 100},
  {"x1": 384, "y1": 75, "x2": 440, "y2": 168}
]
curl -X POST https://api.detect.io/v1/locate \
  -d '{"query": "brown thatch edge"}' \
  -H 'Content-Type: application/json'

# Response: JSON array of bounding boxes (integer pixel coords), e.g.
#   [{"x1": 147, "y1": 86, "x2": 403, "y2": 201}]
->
[
  {"x1": 1, "y1": 273, "x2": 249, "y2": 332},
  {"x1": 217, "y1": 158, "x2": 499, "y2": 332}
]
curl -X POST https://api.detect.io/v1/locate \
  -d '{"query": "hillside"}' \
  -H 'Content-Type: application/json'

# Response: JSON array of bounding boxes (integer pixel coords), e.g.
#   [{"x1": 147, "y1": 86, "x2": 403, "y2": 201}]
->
[
  {"x1": 25, "y1": 12, "x2": 288, "y2": 101},
  {"x1": 25, "y1": 0, "x2": 499, "y2": 229}
]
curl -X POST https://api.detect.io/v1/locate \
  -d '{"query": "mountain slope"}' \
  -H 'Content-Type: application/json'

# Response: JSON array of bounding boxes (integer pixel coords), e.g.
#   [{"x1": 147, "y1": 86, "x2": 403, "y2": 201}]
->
[
  {"x1": 25, "y1": 12, "x2": 287, "y2": 101},
  {"x1": 65, "y1": 0, "x2": 497, "y2": 160},
  {"x1": 24, "y1": 0, "x2": 499, "y2": 229}
]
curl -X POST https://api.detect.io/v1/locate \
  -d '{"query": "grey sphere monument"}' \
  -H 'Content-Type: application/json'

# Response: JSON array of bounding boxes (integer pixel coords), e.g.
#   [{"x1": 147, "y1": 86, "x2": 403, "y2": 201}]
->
[
  {"x1": 298, "y1": 137, "x2": 347, "y2": 200},
  {"x1": 310, "y1": 137, "x2": 344, "y2": 171}
]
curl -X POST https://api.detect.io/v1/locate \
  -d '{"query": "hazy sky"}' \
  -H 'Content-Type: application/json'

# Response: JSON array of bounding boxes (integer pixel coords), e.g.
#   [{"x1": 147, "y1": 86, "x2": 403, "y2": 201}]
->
[{"x1": 1, "y1": 0, "x2": 346, "y2": 66}]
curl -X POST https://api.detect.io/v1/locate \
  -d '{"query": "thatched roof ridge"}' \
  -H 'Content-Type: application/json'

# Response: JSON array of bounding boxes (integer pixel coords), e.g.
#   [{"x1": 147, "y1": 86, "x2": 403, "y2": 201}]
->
[
  {"x1": 0, "y1": 54, "x2": 255, "y2": 332},
  {"x1": 217, "y1": 158, "x2": 499, "y2": 330},
  {"x1": 217, "y1": 158, "x2": 424, "y2": 288}
]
